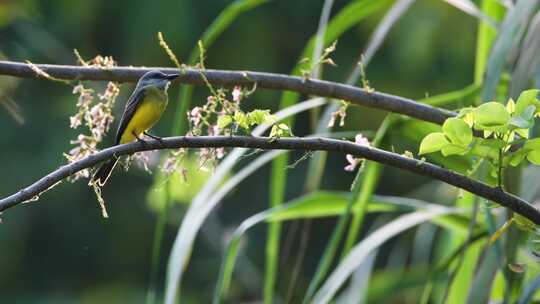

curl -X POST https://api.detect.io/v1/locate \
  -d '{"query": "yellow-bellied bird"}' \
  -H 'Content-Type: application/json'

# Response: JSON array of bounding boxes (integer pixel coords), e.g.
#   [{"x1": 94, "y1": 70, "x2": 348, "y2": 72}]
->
[{"x1": 91, "y1": 70, "x2": 179, "y2": 186}]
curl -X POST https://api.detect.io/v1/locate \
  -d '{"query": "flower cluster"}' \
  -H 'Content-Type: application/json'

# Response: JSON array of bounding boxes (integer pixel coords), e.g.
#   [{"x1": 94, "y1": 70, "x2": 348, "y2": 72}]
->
[
  {"x1": 344, "y1": 133, "x2": 370, "y2": 171},
  {"x1": 162, "y1": 148, "x2": 187, "y2": 175},
  {"x1": 64, "y1": 55, "x2": 120, "y2": 181},
  {"x1": 328, "y1": 101, "x2": 349, "y2": 128},
  {"x1": 185, "y1": 86, "x2": 254, "y2": 171}
]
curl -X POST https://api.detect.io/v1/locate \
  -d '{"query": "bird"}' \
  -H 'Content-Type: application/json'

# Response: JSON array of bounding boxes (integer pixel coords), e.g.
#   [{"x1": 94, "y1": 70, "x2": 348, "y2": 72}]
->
[{"x1": 91, "y1": 70, "x2": 179, "y2": 186}]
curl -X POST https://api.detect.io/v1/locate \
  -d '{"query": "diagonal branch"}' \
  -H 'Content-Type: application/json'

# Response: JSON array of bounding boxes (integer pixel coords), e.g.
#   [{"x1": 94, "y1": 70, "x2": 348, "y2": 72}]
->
[
  {"x1": 0, "y1": 135, "x2": 539, "y2": 224},
  {"x1": 0, "y1": 60, "x2": 455, "y2": 125}
]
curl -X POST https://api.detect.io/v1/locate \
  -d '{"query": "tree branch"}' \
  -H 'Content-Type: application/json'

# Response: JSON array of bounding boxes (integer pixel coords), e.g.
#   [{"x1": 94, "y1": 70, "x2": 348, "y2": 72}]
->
[
  {"x1": 0, "y1": 60, "x2": 456, "y2": 125},
  {"x1": 0, "y1": 135, "x2": 539, "y2": 224}
]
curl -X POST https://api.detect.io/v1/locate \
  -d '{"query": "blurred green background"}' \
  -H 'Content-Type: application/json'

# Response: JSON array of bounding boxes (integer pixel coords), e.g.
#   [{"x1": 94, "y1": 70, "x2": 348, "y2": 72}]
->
[{"x1": 0, "y1": 0, "x2": 478, "y2": 303}]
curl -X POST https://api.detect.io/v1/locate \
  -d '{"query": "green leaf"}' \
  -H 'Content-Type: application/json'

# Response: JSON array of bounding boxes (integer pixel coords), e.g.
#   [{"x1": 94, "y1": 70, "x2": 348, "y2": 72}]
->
[
  {"x1": 527, "y1": 150, "x2": 540, "y2": 165},
  {"x1": 509, "y1": 116, "x2": 532, "y2": 129},
  {"x1": 269, "y1": 123, "x2": 292, "y2": 138},
  {"x1": 247, "y1": 109, "x2": 275, "y2": 125},
  {"x1": 515, "y1": 128, "x2": 529, "y2": 138},
  {"x1": 506, "y1": 98, "x2": 516, "y2": 114},
  {"x1": 443, "y1": 118, "x2": 472, "y2": 146},
  {"x1": 521, "y1": 105, "x2": 536, "y2": 120},
  {"x1": 234, "y1": 111, "x2": 250, "y2": 129},
  {"x1": 458, "y1": 107, "x2": 475, "y2": 117},
  {"x1": 515, "y1": 89, "x2": 540, "y2": 115},
  {"x1": 473, "y1": 102, "x2": 510, "y2": 127},
  {"x1": 217, "y1": 115, "x2": 233, "y2": 129},
  {"x1": 471, "y1": 138, "x2": 504, "y2": 159},
  {"x1": 419, "y1": 132, "x2": 449, "y2": 155},
  {"x1": 508, "y1": 152, "x2": 527, "y2": 167},
  {"x1": 441, "y1": 144, "x2": 469, "y2": 156},
  {"x1": 523, "y1": 138, "x2": 540, "y2": 150}
]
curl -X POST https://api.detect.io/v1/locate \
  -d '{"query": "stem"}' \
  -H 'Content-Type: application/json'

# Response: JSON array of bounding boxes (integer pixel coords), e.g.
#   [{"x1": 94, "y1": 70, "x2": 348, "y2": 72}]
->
[
  {"x1": 1, "y1": 135, "x2": 540, "y2": 224},
  {"x1": 498, "y1": 147, "x2": 504, "y2": 189},
  {"x1": 0, "y1": 60, "x2": 456, "y2": 125}
]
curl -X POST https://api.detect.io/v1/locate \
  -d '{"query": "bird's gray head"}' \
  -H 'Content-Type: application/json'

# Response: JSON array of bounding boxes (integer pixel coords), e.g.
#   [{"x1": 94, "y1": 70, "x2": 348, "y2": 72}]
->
[{"x1": 137, "y1": 70, "x2": 180, "y2": 90}]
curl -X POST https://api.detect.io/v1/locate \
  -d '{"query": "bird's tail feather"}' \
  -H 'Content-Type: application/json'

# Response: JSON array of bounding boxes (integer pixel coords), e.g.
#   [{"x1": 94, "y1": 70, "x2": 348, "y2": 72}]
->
[{"x1": 91, "y1": 157, "x2": 119, "y2": 186}]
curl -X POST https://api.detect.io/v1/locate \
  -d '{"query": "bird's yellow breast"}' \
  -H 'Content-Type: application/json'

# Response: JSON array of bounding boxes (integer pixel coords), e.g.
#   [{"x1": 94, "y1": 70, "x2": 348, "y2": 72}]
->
[{"x1": 119, "y1": 87, "x2": 168, "y2": 144}]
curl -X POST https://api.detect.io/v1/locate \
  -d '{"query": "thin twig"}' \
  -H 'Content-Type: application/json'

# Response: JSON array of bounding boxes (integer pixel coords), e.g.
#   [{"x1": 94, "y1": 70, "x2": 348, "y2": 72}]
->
[{"x1": 0, "y1": 135, "x2": 539, "y2": 225}]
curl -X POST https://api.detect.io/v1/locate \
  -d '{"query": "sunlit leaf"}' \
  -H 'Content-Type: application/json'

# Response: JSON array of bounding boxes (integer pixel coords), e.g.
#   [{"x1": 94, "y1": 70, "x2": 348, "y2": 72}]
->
[
  {"x1": 473, "y1": 102, "x2": 510, "y2": 127},
  {"x1": 515, "y1": 89, "x2": 540, "y2": 115},
  {"x1": 419, "y1": 132, "x2": 449, "y2": 155},
  {"x1": 443, "y1": 118, "x2": 473, "y2": 147},
  {"x1": 527, "y1": 150, "x2": 540, "y2": 165},
  {"x1": 441, "y1": 144, "x2": 469, "y2": 156},
  {"x1": 217, "y1": 115, "x2": 233, "y2": 129}
]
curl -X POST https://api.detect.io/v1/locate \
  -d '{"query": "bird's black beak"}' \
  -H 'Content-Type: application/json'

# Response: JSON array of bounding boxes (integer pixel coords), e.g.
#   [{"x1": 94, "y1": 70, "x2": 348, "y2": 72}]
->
[{"x1": 165, "y1": 73, "x2": 180, "y2": 80}]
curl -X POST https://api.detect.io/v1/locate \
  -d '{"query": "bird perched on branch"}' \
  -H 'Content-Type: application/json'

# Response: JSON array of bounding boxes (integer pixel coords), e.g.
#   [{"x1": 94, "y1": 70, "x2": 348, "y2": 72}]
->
[{"x1": 91, "y1": 70, "x2": 179, "y2": 186}]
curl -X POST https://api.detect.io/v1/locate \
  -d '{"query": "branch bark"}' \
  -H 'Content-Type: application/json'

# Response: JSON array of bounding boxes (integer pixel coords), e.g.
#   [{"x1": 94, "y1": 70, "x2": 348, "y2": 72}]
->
[
  {"x1": 0, "y1": 60, "x2": 456, "y2": 125},
  {"x1": 1, "y1": 135, "x2": 539, "y2": 224}
]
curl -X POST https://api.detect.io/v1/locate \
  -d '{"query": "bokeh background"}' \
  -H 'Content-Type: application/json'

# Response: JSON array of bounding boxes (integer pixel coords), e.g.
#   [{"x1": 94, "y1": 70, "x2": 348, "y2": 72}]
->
[{"x1": 0, "y1": 0, "x2": 478, "y2": 303}]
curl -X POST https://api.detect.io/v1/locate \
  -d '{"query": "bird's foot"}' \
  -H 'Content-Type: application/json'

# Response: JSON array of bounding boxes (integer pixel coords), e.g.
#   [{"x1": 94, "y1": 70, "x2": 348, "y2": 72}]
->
[
  {"x1": 144, "y1": 131, "x2": 164, "y2": 142},
  {"x1": 133, "y1": 132, "x2": 150, "y2": 148},
  {"x1": 144, "y1": 131, "x2": 166, "y2": 148}
]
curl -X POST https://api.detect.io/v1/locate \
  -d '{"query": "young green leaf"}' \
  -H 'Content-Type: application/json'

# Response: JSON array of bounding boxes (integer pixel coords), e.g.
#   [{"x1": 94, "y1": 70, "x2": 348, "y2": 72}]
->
[
  {"x1": 508, "y1": 152, "x2": 527, "y2": 167},
  {"x1": 523, "y1": 138, "x2": 540, "y2": 150},
  {"x1": 217, "y1": 115, "x2": 233, "y2": 129},
  {"x1": 471, "y1": 138, "x2": 504, "y2": 159},
  {"x1": 473, "y1": 102, "x2": 510, "y2": 127},
  {"x1": 506, "y1": 98, "x2": 515, "y2": 114},
  {"x1": 234, "y1": 111, "x2": 250, "y2": 129},
  {"x1": 515, "y1": 89, "x2": 540, "y2": 115},
  {"x1": 270, "y1": 123, "x2": 293, "y2": 138},
  {"x1": 521, "y1": 105, "x2": 536, "y2": 120},
  {"x1": 515, "y1": 128, "x2": 529, "y2": 139},
  {"x1": 247, "y1": 109, "x2": 275, "y2": 125},
  {"x1": 509, "y1": 116, "x2": 533, "y2": 129},
  {"x1": 527, "y1": 150, "x2": 540, "y2": 165},
  {"x1": 419, "y1": 132, "x2": 449, "y2": 155},
  {"x1": 443, "y1": 118, "x2": 472, "y2": 147},
  {"x1": 441, "y1": 144, "x2": 469, "y2": 156}
]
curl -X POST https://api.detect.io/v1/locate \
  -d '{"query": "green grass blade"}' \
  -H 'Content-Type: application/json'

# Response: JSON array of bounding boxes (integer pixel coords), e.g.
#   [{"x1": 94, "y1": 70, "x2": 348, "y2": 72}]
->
[
  {"x1": 312, "y1": 207, "x2": 463, "y2": 304},
  {"x1": 341, "y1": 115, "x2": 395, "y2": 257},
  {"x1": 475, "y1": 0, "x2": 505, "y2": 85},
  {"x1": 510, "y1": 11, "x2": 540, "y2": 98},
  {"x1": 421, "y1": 83, "x2": 480, "y2": 106},
  {"x1": 268, "y1": 0, "x2": 335, "y2": 301},
  {"x1": 301, "y1": 165, "x2": 366, "y2": 304},
  {"x1": 146, "y1": 182, "x2": 171, "y2": 304},
  {"x1": 444, "y1": 194, "x2": 482, "y2": 304},
  {"x1": 265, "y1": 1, "x2": 393, "y2": 302},
  {"x1": 466, "y1": 247, "x2": 499, "y2": 303},
  {"x1": 172, "y1": 0, "x2": 268, "y2": 135},
  {"x1": 444, "y1": 0, "x2": 498, "y2": 27},
  {"x1": 164, "y1": 98, "x2": 324, "y2": 304},
  {"x1": 517, "y1": 275, "x2": 540, "y2": 304},
  {"x1": 213, "y1": 191, "x2": 467, "y2": 302},
  {"x1": 154, "y1": 2, "x2": 268, "y2": 304},
  {"x1": 482, "y1": 0, "x2": 535, "y2": 101}
]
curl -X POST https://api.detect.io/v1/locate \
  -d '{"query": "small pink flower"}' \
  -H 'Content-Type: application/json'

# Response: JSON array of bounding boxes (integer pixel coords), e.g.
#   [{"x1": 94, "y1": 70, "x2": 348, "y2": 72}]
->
[
  {"x1": 327, "y1": 114, "x2": 336, "y2": 128},
  {"x1": 189, "y1": 107, "x2": 202, "y2": 127},
  {"x1": 216, "y1": 147, "x2": 225, "y2": 159},
  {"x1": 208, "y1": 124, "x2": 220, "y2": 136},
  {"x1": 232, "y1": 86, "x2": 242, "y2": 103},
  {"x1": 70, "y1": 113, "x2": 82, "y2": 129},
  {"x1": 344, "y1": 154, "x2": 360, "y2": 171},
  {"x1": 344, "y1": 133, "x2": 370, "y2": 172},
  {"x1": 354, "y1": 134, "x2": 370, "y2": 146}
]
